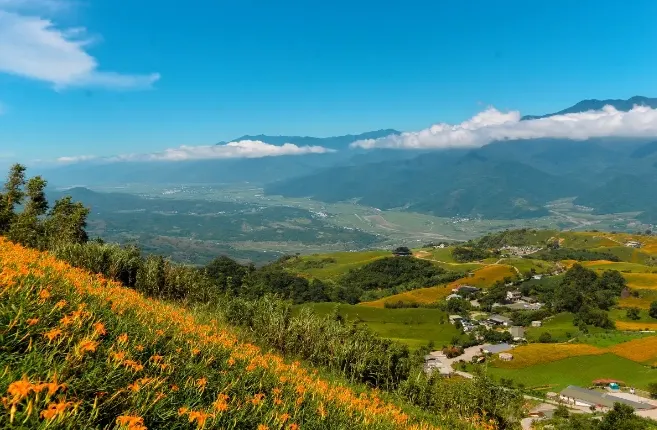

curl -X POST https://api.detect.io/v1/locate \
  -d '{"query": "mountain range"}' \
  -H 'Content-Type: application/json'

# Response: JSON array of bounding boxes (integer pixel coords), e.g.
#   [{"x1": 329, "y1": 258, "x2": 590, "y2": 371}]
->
[{"x1": 40, "y1": 96, "x2": 657, "y2": 223}]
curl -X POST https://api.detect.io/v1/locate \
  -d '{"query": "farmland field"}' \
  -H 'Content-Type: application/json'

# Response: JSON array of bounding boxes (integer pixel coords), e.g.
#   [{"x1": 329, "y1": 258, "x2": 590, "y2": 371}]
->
[
  {"x1": 618, "y1": 289, "x2": 657, "y2": 309},
  {"x1": 296, "y1": 303, "x2": 464, "y2": 349},
  {"x1": 609, "y1": 336, "x2": 657, "y2": 364},
  {"x1": 359, "y1": 285, "x2": 453, "y2": 308},
  {"x1": 582, "y1": 261, "x2": 656, "y2": 273},
  {"x1": 615, "y1": 321, "x2": 657, "y2": 331},
  {"x1": 448, "y1": 264, "x2": 518, "y2": 289},
  {"x1": 283, "y1": 251, "x2": 390, "y2": 281},
  {"x1": 493, "y1": 344, "x2": 606, "y2": 369},
  {"x1": 485, "y1": 354, "x2": 657, "y2": 391},
  {"x1": 624, "y1": 272, "x2": 657, "y2": 290},
  {"x1": 525, "y1": 313, "x2": 579, "y2": 342},
  {"x1": 499, "y1": 258, "x2": 554, "y2": 274}
]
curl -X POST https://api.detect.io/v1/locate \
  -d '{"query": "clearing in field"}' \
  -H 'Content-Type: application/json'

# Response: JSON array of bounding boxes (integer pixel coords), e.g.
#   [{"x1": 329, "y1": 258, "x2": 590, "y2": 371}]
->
[
  {"x1": 493, "y1": 343, "x2": 606, "y2": 369},
  {"x1": 448, "y1": 264, "x2": 518, "y2": 289},
  {"x1": 610, "y1": 337, "x2": 657, "y2": 364},
  {"x1": 360, "y1": 285, "x2": 453, "y2": 308}
]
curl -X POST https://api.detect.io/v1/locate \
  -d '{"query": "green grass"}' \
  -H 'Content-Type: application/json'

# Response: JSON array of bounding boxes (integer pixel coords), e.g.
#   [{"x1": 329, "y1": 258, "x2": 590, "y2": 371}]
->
[
  {"x1": 577, "y1": 331, "x2": 656, "y2": 348},
  {"x1": 558, "y1": 232, "x2": 618, "y2": 249},
  {"x1": 525, "y1": 313, "x2": 579, "y2": 342},
  {"x1": 295, "y1": 303, "x2": 464, "y2": 349},
  {"x1": 610, "y1": 308, "x2": 656, "y2": 323},
  {"x1": 499, "y1": 258, "x2": 553, "y2": 274},
  {"x1": 592, "y1": 246, "x2": 654, "y2": 264},
  {"x1": 483, "y1": 354, "x2": 657, "y2": 391},
  {"x1": 583, "y1": 261, "x2": 656, "y2": 273},
  {"x1": 284, "y1": 251, "x2": 390, "y2": 280}
]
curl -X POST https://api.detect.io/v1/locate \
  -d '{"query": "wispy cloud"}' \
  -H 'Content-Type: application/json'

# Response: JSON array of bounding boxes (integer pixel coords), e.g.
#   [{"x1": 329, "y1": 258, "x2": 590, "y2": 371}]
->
[
  {"x1": 57, "y1": 140, "x2": 334, "y2": 163},
  {"x1": 0, "y1": 1, "x2": 160, "y2": 90},
  {"x1": 352, "y1": 105, "x2": 657, "y2": 150}
]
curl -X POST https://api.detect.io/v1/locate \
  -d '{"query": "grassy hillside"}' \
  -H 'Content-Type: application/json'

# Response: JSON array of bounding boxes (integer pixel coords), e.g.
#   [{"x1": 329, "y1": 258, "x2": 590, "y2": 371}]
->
[
  {"x1": 0, "y1": 238, "x2": 458, "y2": 429},
  {"x1": 295, "y1": 303, "x2": 464, "y2": 349}
]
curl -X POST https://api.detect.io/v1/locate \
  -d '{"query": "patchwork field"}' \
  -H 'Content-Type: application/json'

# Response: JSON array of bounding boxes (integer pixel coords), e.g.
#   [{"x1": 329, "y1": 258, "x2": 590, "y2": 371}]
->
[{"x1": 296, "y1": 303, "x2": 463, "y2": 349}]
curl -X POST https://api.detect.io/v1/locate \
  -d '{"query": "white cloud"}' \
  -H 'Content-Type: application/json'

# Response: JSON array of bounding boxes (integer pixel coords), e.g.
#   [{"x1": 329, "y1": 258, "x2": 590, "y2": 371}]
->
[
  {"x1": 56, "y1": 155, "x2": 97, "y2": 163},
  {"x1": 0, "y1": 3, "x2": 160, "y2": 90},
  {"x1": 57, "y1": 140, "x2": 334, "y2": 163},
  {"x1": 352, "y1": 105, "x2": 657, "y2": 150}
]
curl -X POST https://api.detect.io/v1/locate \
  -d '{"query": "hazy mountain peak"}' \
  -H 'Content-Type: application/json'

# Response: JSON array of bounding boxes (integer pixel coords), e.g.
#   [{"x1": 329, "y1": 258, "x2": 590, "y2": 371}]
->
[
  {"x1": 522, "y1": 96, "x2": 657, "y2": 120},
  {"x1": 218, "y1": 129, "x2": 401, "y2": 150}
]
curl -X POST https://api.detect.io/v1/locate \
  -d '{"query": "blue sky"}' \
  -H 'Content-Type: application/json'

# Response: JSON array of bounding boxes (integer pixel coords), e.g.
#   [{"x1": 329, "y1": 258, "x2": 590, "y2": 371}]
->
[{"x1": 2, "y1": 0, "x2": 657, "y2": 163}]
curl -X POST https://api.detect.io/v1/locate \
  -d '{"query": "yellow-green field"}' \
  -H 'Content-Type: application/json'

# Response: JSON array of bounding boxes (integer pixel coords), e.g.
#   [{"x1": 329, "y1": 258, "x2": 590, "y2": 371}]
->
[
  {"x1": 448, "y1": 264, "x2": 518, "y2": 289},
  {"x1": 360, "y1": 285, "x2": 453, "y2": 308},
  {"x1": 624, "y1": 272, "x2": 657, "y2": 290}
]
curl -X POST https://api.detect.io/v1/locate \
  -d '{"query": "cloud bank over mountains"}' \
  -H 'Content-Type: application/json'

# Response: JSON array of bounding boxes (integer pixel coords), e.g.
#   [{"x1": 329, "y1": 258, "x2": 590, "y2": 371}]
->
[
  {"x1": 54, "y1": 104, "x2": 657, "y2": 163},
  {"x1": 0, "y1": 0, "x2": 159, "y2": 90},
  {"x1": 57, "y1": 140, "x2": 334, "y2": 163},
  {"x1": 352, "y1": 105, "x2": 657, "y2": 150}
]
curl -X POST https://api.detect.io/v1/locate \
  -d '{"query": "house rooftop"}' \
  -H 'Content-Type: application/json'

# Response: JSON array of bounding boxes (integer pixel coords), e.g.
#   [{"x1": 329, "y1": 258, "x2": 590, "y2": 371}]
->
[
  {"x1": 483, "y1": 343, "x2": 513, "y2": 354},
  {"x1": 489, "y1": 314, "x2": 512, "y2": 323},
  {"x1": 560, "y1": 385, "x2": 654, "y2": 410}
]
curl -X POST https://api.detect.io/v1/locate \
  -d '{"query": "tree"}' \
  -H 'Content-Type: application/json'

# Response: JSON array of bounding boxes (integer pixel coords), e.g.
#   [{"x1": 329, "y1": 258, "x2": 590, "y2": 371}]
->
[
  {"x1": 7, "y1": 176, "x2": 49, "y2": 248},
  {"x1": 644, "y1": 301, "x2": 657, "y2": 321},
  {"x1": 44, "y1": 196, "x2": 90, "y2": 247},
  {"x1": 626, "y1": 307, "x2": 641, "y2": 321},
  {"x1": 0, "y1": 163, "x2": 26, "y2": 232},
  {"x1": 648, "y1": 382, "x2": 657, "y2": 399},
  {"x1": 553, "y1": 404, "x2": 569, "y2": 419},
  {"x1": 538, "y1": 332, "x2": 553, "y2": 343}
]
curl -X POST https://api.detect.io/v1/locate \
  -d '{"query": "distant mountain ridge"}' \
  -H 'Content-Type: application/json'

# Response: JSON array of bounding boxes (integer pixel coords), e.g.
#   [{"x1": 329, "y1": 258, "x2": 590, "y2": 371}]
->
[
  {"x1": 267, "y1": 96, "x2": 657, "y2": 220},
  {"x1": 218, "y1": 129, "x2": 401, "y2": 150},
  {"x1": 521, "y1": 95, "x2": 657, "y2": 120}
]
